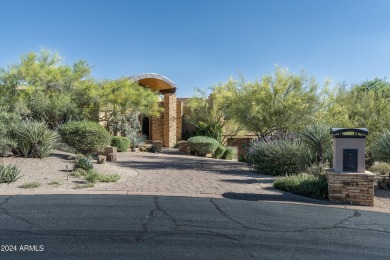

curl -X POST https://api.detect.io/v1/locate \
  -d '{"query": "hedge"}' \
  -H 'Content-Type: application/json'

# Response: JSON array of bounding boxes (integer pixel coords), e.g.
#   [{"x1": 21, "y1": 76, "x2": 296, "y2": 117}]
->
[
  {"x1": 187, "y1": 136, "x2": 219, "y2": 156},
  {"x1": 221, "y1": 146, "x2": 236, "y2": 160},
  {"x1": 213, "y1": 145, "x2": 226, "y2": 159},
  {"x1": 59, "y1": 121, "x2": 111, "y2": 155},
  {"x1": 111, "y1": 136, "x2": 130, "y2": 152}
]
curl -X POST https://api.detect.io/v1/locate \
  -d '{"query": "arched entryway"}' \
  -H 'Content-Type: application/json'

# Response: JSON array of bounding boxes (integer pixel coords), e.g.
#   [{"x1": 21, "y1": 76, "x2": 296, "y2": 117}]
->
[{"x1": 129, "y1": 73, "x2": 182, "y2": 148}]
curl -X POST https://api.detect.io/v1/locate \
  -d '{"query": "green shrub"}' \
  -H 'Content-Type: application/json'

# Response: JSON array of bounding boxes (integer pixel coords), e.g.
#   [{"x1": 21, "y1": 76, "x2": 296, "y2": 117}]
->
[
  {"x1": 111, "y1": 136, "x2": 130, "y2": 152},
  {"x1": 85, "y1": 170, "x2": 100, "y2": 183},
  {"x1": 19, "y1": 181, "x2": 41, "y2": 189},
  {"x1": 74, "y1": 157, "x2": 94, "y2": 171},
  {"x1": 221, "y1": 146, "x2": 236, "y2": 160},
  {"x1": 238, "y1": 154, "x2": 246, "y2": 163},
  {"x1": 74, "y1": 183, "x2": 95, "y2": 189},
  {"x1": 187, "y1": 136, "x2": 219, "y2": 156},
  {"x1": 273, "y1": 173, "x2": 328, "y2": 199},
  {"x1": 305, "y1": 164, "x2": 326, "y2": 176},
  {"x1": 56, "y1": 141, "x2": 78, "y2": 154},
  {"x1": 248, "y1": 139, "x2": 315, "y2": 176},
  {"x1": 15, "y1": 121, "x2": 59, "y2": 158},
  {"x1": 72, "y1": 168, "x2": 88, "y2": 177},
  {"x1": 84, "y1": 170, "x2": 120, "y2": 183},
  {"x1": 370, "y1": 162, "x2": 390, "y2": 176},
  {"x1": 151, "y1": 144, "x2": 159, "y2": 153},
  {"x1": 98, "y1": 173, "x2": 120, "y2": 183},
  {"x1": 59, "y1": 121, "x2": 111, "y2": 155},
  {"x1": 0, "y1": 112, "x2": 19, "y2": 156},
  {"x1": 48, "y1": 180, "x2": 61, "y2": 186},
  {"x1": 0, "y1": 164, "x2": 22, "y2": 183},
  {"x1": 213, "y1": 145, "x2": 226, "y2": 159},
  {"x1": 373, "y1": 130, "x2": 390, "y2": 162}
]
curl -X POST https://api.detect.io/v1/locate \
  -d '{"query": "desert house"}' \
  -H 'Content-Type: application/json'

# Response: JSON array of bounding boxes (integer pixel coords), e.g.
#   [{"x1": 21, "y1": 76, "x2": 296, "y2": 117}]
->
[{"x1": 130, "y1": 73, "x2": 255, "y2": 153}]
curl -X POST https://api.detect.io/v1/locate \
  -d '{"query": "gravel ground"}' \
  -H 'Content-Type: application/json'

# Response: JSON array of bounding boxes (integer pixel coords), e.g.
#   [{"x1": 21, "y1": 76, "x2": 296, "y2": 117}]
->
[
  {"x1": 0, "y1": 151, "x2": 138, "y2": 193},
  {"x1": 374, "y1": 187, "x2": 390, "y2": 209}
]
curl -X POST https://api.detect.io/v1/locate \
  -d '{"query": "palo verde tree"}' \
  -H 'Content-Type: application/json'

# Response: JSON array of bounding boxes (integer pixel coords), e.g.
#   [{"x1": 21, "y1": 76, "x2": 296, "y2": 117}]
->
[
  {"x1": 185, "y1": 83, "x2": 243, "y2": 144},
  {"x1": 0, "y1": 49, "x2": 163, "y2": 133},
  {"x1": 316, "y1": 78, "x2": 390, "y2": 147},
  {"x1": 224, "y1": 67, "x2": 319, "y2": 138},
  {"x1": 0, "y1": 49, "x2": 93, "y2": 128},
  {"x1": 96, "y1": 78, "x2": 162, "y2": 136}
]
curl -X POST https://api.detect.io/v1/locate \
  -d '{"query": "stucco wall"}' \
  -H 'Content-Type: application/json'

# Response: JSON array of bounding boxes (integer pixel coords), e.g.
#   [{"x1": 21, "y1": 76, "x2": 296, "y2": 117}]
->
[{"x1": 332, "y1": 137, "x2": 366, "y2": 173}]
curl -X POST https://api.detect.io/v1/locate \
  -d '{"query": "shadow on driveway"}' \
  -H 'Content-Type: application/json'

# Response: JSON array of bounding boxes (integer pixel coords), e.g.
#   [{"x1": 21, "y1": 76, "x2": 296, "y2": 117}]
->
[
  {"x1": 221, "y1": 178, "x2": 274, "y2": 185},
  {"x1": 116, "y1": 152, "x2": 260, "y2": 179}
]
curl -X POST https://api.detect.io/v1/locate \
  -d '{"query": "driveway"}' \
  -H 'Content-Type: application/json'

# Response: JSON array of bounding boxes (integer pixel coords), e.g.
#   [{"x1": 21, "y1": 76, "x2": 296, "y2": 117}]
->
[
  {"x1": 88, "y1": 149, "x2": 389, "y2": 211},
  {"x1": 89, "y1": 150, "x2": 337, "y2": 206}
]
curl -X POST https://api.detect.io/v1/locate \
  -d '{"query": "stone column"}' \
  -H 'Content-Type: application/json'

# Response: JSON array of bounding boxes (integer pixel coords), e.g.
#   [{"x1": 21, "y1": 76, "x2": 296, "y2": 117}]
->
[
  {"x1": 176, "y1": 101, "x2": 183, "y2": 141},
  {"x1": 150, "y1": 102, "x2": 164, "y2": 141},
  {"x1": 163, "y1": 93, "x2": 177, "y2": 147}
]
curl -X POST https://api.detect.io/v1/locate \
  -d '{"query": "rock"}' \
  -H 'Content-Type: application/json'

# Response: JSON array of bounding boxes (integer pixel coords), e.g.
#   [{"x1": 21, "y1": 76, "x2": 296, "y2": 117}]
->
[
  {"x1": 178, "y1": 140, "x2": 189, "y2": 153},
  {"x1": 97, "y1": 155, "x2": 106, "y2": 164},
  {"x1": 98, "y1": 146, "x2": 117, "y2": 162},
  {"x1": 152, "y1": 140, "x2": 163, "y2": 153}
]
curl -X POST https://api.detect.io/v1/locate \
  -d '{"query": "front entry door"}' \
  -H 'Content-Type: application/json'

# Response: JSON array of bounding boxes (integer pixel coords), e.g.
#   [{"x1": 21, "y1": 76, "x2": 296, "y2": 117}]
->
[{"x1": 142, "y1": 116, "x2": 150, "y2": 139}]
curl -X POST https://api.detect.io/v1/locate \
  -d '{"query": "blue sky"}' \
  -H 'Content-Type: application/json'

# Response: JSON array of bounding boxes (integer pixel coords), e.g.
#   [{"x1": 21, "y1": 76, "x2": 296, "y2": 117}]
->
[{"x1": 1, "y1": 0, "x2": 389, "y2": 97}]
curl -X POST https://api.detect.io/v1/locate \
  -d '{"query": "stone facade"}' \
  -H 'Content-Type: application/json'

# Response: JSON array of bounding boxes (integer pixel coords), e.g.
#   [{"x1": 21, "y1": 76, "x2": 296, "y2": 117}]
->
[
  {"x1": 150, "y1": 105, "x2": 164, "y2": 142},
  {"x1": 149, "y1": 97, "x2": 183, "y2": 148},
  {"x1": 326, "y1": 171, "x2": 375, "y2": 206},
  {"x1": 163, "y1": 93, "x2": 177, "y2": 148},
  {"x1": 176, "y1": 101, "x2": 183, "y2": 141}
]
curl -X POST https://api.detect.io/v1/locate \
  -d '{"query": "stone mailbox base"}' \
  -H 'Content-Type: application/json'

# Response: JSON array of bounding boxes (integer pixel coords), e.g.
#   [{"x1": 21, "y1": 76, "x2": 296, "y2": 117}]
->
[{"x1": 326, "y1": 170, "x2": 375, "y2": 206}]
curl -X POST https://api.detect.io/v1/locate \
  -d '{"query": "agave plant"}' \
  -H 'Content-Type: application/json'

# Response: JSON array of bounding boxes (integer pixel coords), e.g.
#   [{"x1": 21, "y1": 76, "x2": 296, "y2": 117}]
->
[
  {"x1": 373, "y1": 130, "x2": 390, "y2": 162},
  {"x1": 128, "y1": 133, "x2": 147, "y2": 148},
  {"x1": 0, "y1": 164, "x2": 22, "y2": 183},
  {"x1": 16, "y1": 121, "x2": 59, "y2": 158},
  {"x1": 299, "y1": 123, "x2": 332, "y2": 165},
  {"x1": 74, "y1": 157, "x2": 94, "y2": 171}
]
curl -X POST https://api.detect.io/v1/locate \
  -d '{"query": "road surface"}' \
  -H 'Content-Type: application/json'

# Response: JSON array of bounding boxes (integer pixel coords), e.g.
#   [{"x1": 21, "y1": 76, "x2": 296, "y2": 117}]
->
[{"x1": 0, "y1": 194, "x2": 389, "y2": 259}]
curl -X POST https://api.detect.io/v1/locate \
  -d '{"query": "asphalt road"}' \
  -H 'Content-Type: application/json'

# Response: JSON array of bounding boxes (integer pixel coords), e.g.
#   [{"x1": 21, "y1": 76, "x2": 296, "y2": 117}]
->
[{"x1": 0, "y1": 194, "x2": 389, "y2": 259}]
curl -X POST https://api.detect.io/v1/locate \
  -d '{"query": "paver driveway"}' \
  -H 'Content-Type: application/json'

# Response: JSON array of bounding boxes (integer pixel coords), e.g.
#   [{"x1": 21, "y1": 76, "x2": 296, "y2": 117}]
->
[{"x1": 90, "y1": 149, "x2": 326, "y2": 204}]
